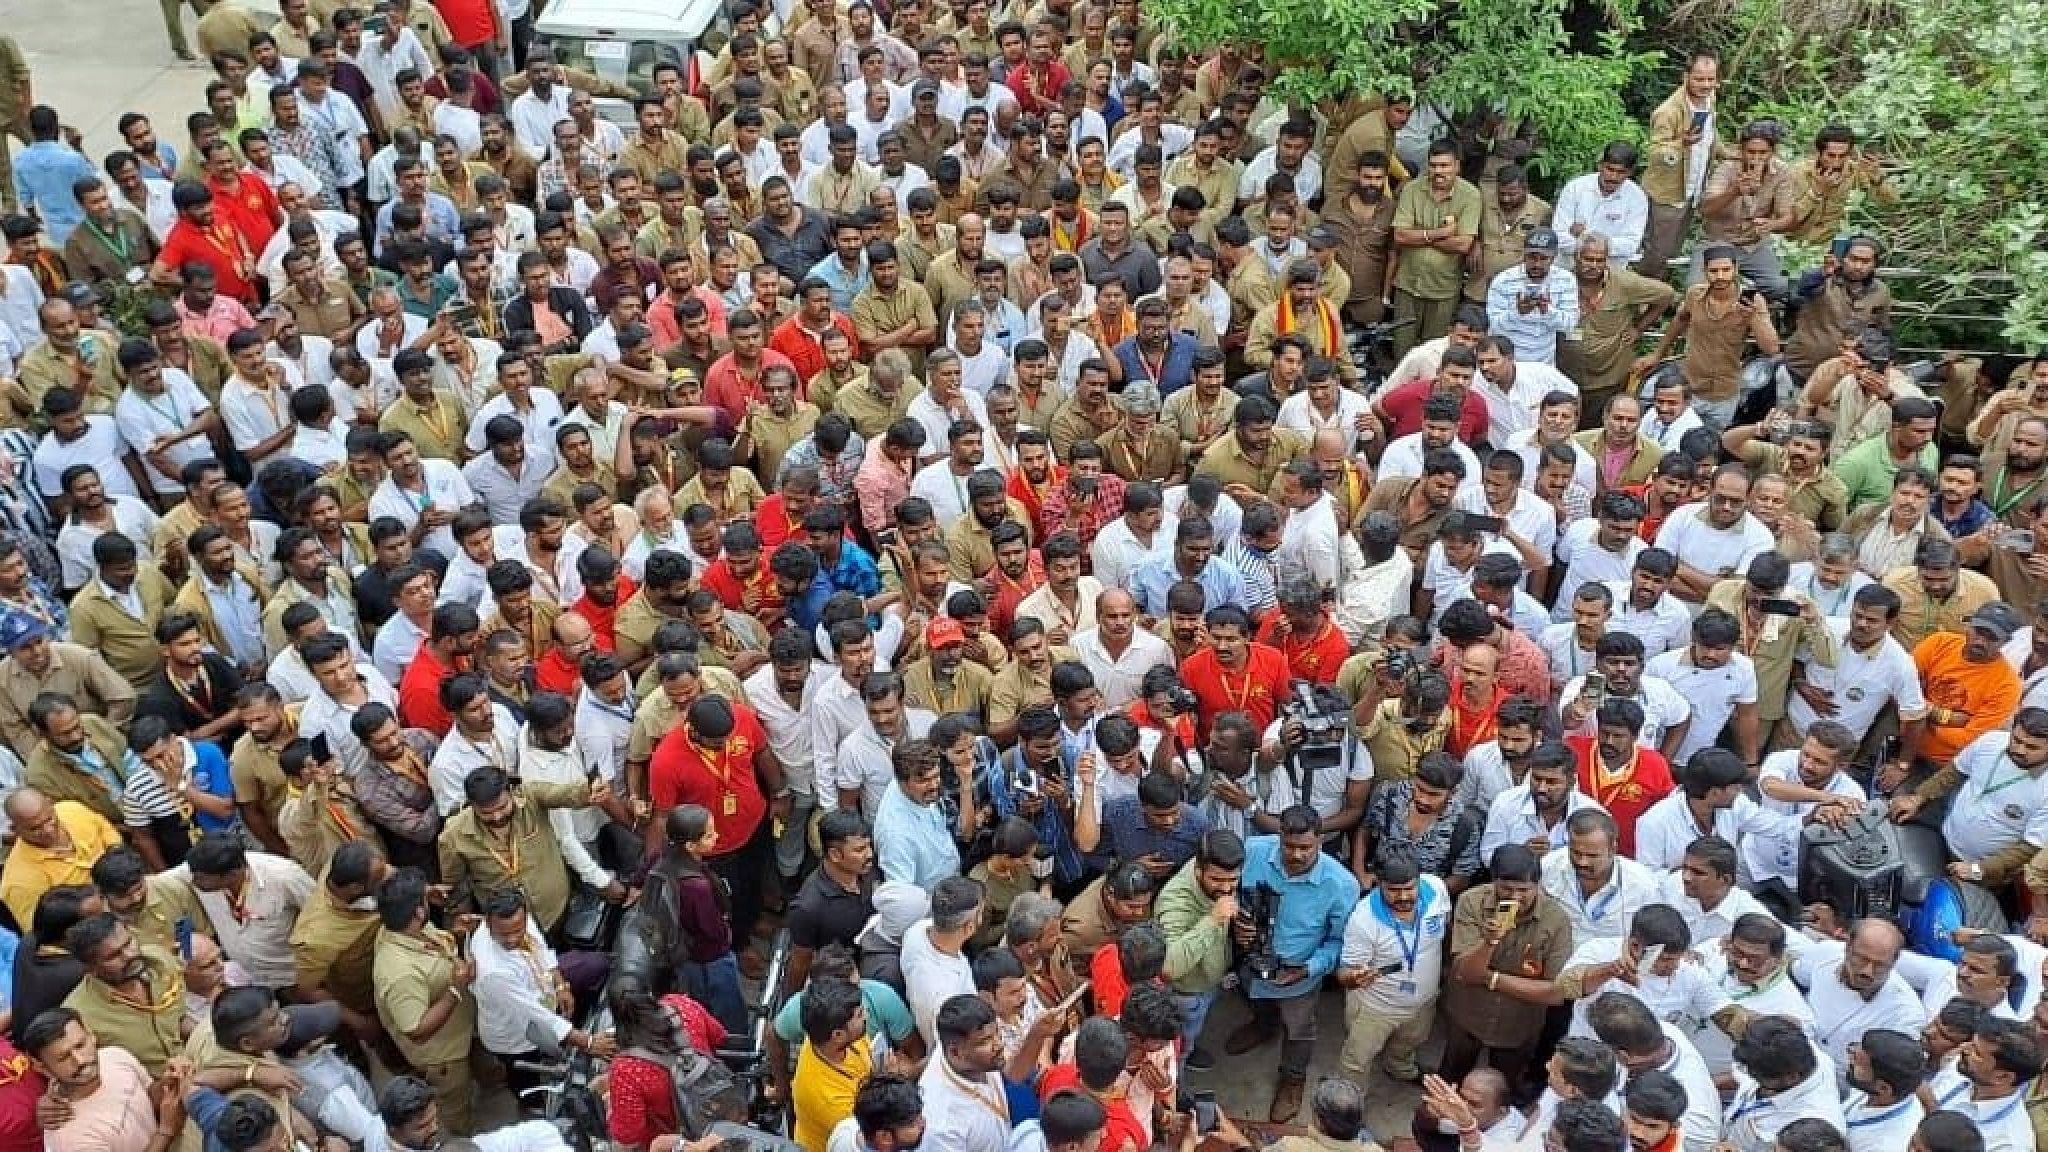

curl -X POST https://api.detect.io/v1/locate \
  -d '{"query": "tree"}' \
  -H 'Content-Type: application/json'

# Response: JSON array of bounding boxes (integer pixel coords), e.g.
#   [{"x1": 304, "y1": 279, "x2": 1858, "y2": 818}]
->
[{"x1": 1148, "y1": 0, "x2": 1657, "y2": 179}]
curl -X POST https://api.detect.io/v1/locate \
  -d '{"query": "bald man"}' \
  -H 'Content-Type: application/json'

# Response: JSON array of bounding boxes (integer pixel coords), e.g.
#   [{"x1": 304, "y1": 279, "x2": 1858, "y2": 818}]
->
[
  {"x1": 1073, "y1": 587, "x2": 1174, "y2": 712},
  {"x1": 1795, "y1": 917, "x2": 1925, "y2": 1072},
  {"x1": 0, "y1": 787, "x2": 124, "y2": 930},
  {"x1": 1413, "y1": 1067, "x2": 1522, "y2": 1152},
  {"x1": 536, "y1": 609, "x2": 597, "y2": 697}
]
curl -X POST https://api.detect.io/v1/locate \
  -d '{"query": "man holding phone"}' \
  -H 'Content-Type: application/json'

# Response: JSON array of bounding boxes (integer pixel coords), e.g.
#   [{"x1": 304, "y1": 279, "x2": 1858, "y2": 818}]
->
[
  {"x1": 1334, "y1": 850, "x2": 1449, "y2": 1088},
  {"x1": 1440, "y1": 844, "x2": 1573, "y2": 1088}
]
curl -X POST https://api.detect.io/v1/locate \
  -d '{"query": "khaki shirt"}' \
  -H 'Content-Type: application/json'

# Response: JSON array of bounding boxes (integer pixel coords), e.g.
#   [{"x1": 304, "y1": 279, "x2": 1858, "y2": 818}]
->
[
  {"x1": 276, "y1": 279, "x2": 365, "y2": 343},
  {"x1": 65, "y1": 947, "x2": 189, "y2": 1075},
  {"x1": 746, "y1": 403, "x2": 820, "y2": 484},
  {"x1": 1097, "y1": 422, "x2": 1185, "y2": 484},
  {"x1": 852, "y1": 282, "x2": 937, "y2": 351},
  {"x1": 1162, "y1": 385, "x2": 1236, "y2": 457},
  {"x1": 614, "y1": 587, "x2": 681, "y2": 659},
  {"x1": 945, "y1": 497, "x2": 1034, "y2": 582},
  {"x1": 229, "y1": 717, "x2": 297, "y2": 835},
  {"x1": 437, "y1": 779, "x2": 589, "y2": 931},
  {"x1": 1785, "y1": 276, "x2": 1891, "y2": 381},
  {"x1": 25, "y1": 712, "x2": 131, "y2": 824},
  {"x1": 1048, "y1": 400, "x2": 1124, "y2": 461},
  {"x1": 1881, "y1": 567, "x2": 1999, "y2": 651},
  {"x1": 278, "y1": 775, "x2": 371, "y2": 879},
  {"x1": 1558, "y1": 268, "x2": 1676, "y2": 397},
  {"x1": 832, "y1": 377, "x2": 916, "y2": 442},
  {"x1": 135, "y1": 871, "x2": 206, "y2": 956},
  {"x1": 1321, "y1": 193, "x2": 1396, "y2": 309},
  {"x1": 1781, "y1": 155, "x2": 1890, "y2": 245},
  {"x1": 1392, "y1": 178, "x2": 1483, "y2": 301},
  {"x1": 675, "y1": 467, "x2": 766, "y2": 525},
  {"x1": 987, "y1": 650, "x2": 1075, "y2": 729},
  {"x1": 1700, "y1": 157, "x2": 1792, "y2": 247},
  {"x1": 902, "y1": 657, "x2": 994, "y2": 720},
  {"x1": 1441, "y1": 885, "x2": 1572, "y2": 1048},
  {"x1": 1733, "y1": 441, "x2": 1848, "y2": 532},
  {"x1": 635, "y1": 210, "x2": 703, "y2": 263},
  {"x1": 1357, "y1": 698, "x2": 1449, "y2": 783},
  {"x1": 291, "y1": 889, "x2": 381, "y2": 1013},
  {"x1": 1193, "y1": 428, "x2": 1307, "y2": 494},
  {"x1": 1162, "y1": 155, "x2": 1241, "y2": 228},
  {"x1": 618, "y1": 132, "x2": 690, "y2": 186},
  {"x1": 979, "y1": 156, "x2": 1057, "y2": 214},
  {"x1": 17, "y1": 333, "x2": 122, "y2": 419},
  {"x1": 921, "y1": 253, "x2": 979, "y2": 331},
  {"x1": 1463, "y1": 195, "x2": 1552, "y2": 304},
  {"x1": 1704, "y1": 578, "x2": 1838, "y2": 722},
  {"x1": 1675, "y1": 284, "x2": 1761, "y2": 402},
  {"x1": 374, "y1": 925, "x2": 476, "y2": 1066},
  {"x1": 0, "y1": 643, "x2": 137, "y2": 759},
  {"x1": 1641, "y1": 87, "x2": 1729, "y2": 208},
  {"x1": 379, "y1": 391, "x2": 470, "y2": 461}
]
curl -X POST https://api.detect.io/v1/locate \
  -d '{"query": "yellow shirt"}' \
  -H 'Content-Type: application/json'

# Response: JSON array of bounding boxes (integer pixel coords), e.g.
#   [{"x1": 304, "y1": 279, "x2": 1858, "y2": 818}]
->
[
  {"x1": 792, "y1": 1035, "x2": 875, "y2": 1152},
  {"x1": 0, "y1": 801, "x2": 123, "y2": 929}
]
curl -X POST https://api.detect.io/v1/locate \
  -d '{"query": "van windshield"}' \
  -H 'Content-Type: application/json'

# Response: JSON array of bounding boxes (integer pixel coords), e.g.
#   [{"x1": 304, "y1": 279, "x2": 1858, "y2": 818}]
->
[{"x1": 538, "y1": 36, "x2": 683, "y2": 97}]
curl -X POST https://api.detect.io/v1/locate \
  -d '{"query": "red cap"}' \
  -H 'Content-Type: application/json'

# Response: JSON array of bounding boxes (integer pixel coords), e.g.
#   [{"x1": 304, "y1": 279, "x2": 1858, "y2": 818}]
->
[{"x1": 926, "y1": 618, "x2": 967, "y2": 648}]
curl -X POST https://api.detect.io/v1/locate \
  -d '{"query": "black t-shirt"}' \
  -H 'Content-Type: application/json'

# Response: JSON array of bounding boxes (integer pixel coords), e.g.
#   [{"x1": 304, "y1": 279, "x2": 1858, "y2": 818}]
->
[
  {"x1": 138, "y1": 651, "x2": 246, "y2": 749},
  {"x1": 786, "y1": 867, "x2": 876, "y2": 955}
]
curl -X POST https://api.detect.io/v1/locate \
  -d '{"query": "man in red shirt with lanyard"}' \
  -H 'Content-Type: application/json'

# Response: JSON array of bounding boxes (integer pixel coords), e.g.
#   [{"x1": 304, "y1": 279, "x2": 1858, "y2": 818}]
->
[
  {"x1": 151, "y1": 182, "x2": 260, "y2": 307},
  {"x1": 1566, "y1": 696, "x2": 1672, "y2": 857},
  {"x1": 703, "y1": 309, "x2": 798, "y2": 429},
  {"x1": 201, "y1": 138, "x2": 283, "y2": 266},
  {"x1": 1444, "y1": 642, "x2": 1509, "y2": 759},
  {"x1": 1180, "y1": 603, "x2": 1288, "y2": 740},
  {"x1": 1256, "y1": 579, "x2": 1348, "y2": 686},
  {"x1": 646, "y1": 695, "x2": 792, "y2": 963}
]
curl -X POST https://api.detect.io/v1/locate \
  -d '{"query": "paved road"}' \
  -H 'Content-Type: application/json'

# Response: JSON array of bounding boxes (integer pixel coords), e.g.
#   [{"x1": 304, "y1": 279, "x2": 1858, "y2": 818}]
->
[{"x1": 4, "y1": 0, "x2": 213, "y2": 166}]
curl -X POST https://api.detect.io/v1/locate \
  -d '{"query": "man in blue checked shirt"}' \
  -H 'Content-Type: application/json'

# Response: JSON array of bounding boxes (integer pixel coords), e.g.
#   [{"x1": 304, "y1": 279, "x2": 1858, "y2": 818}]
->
[
  {"x1": 1225, "y1": 803, "x2": 1360, "y2": 1125},
  {"x1": 987, "y1": 705, "x2": 1086, "y2": 890}
]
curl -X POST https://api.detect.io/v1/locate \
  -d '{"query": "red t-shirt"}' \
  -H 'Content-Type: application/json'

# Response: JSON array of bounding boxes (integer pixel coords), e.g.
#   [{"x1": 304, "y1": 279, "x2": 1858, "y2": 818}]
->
[
  {"x1": 1256, "y1": 612, "x2": 1348, "y2": 686},
  {"x1": 648, "y1": 703, "x2": 771, "y2": 855},
  {"x1": 606, "y1": 994, "x2": 729, "y2": 1146},
  {"x1": 1567, "y1": 732, "x2": 1673, "y2": 857},
  {"x1": 208, "y1": 172, "x2": 281, "y2": 263},
  {"x1": 1376, "y1": 379, "x2": 1490, "y2": 444},
  {"x1": 432, "y1": 0, "x2": 498, "y2": 47},
  {"x1": 703, "y1": 349, "x2": 799, "y2": 429},
  {"x1": 534, "y1": 647, "x2": 580, "y2": 697},
  {"x1": 158, "y1": 219, "x2": 259, "y2": 305},
  {"x1": 699, "y1": 555, "x2": 785, "y2": 619},
  {"x1": 754, "y1": 493, "x2": 806, "y2": 552},
  {"x1": 1180, "y1": 642, "x2": 1288, "y2": 739},
  {"x1": 396, "y1": 645, "x2": 457, "y2": 737},
  {"x1": 569, "y1": 576, "x2": 637, "y2": 651},
  {"x1": 768, "y1": 312, "x2": 859, "y2": 389},
  {"x1": 1036, "y1": 1066, "x2": 1147, "y2": 1152},
  {"x1": 0, "y1": 1042, "x2": 45, "y2": 1152}
]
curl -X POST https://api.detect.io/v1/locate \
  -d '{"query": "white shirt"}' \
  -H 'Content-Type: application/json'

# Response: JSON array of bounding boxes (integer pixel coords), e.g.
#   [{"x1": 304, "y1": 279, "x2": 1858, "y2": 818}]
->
[
  {"x1": 1654, "y1": 868, "x2": 1771, "y2": 945},
  {"x1": 1790, "y1": 564, "x2": 1873, "y2": 621},
  {"x1": 299, "y1": 663, "x2": 397, "y2": 777},
  {"x1": 1456, "y1": 485, "x2": 1561, "y2": 567},
  {"x1": 1743, "y1": 750, "x2": 1866, "y2": 886},
  {"x1": 1238, "y1": 146, "x2": 1322, "y2": 203},
  {"x1": 118, "y1": 179, "x2": 178, "y2": 242},
  {"x1": 1788, "y1": 619, "x2": 1927, "y2": 741},
  {"x1": 464, "y1": 389, "x2": 565, "y2": 474},
  {"x1": 508, "y1": 85, "x2": 572, "y2": 159},
  {"x1": 1538, "y1": 850, "x2": 1661, "y2": 947},
  {"x1": 181, "y1": 851, "x2": 313, "y2": 989},
  {"x1": 34, "y1": 416, "x2": 141, "y2": 501},
  {"x1": 1276, "y1": 386, "x2": 1372, "y2": 455},
  {"x1": 909, "y1": 461, "x2": 978, "y2": 526},
  {"x1": 1377, "y1": 432, "x2": 1482, "y2": 486},
  {"x1": 1478, "y1": 785, "x2": 1608, "y2": 862},
  {"x1": 469, "y1": 917, "x2": 573, "y2": 1054},
  {"x1": 745, "y1": 661, "x2": 826, "y2": 798},
  {"x1": 1944, "y1": 1086, "x2": 2038, "y2": 1152},
  {"x1": 55, "y1": 497, "x2": 160, "y2": 591},
  {"x1": 371, "y1": 612, "x2": 427, "y2": 685},
  {"x1": 1539, "y1": 622, "x2": 1599, "y2": 687},
  {"x1": 906, "y1": 388, "x2": 992, "y2": 454},
  {"x1": 1551, "y1": 173, "x2": 1650, "y2": 263},
  {"x1": 114, "y1": 374, "x2": 215, "y2": 494},
  {"x1": 368, "y1": 460, "x2": 478, "y2": 559},
  {"x1": 1693, "y1": 944, "x2": 1818, "y2": 1078},
  {"x1": 428, "y1": 708, "x2": 523, "y2": 815},
  {"x1": 1338, "y1": 876, "x2": 1451, "y2": 1015},
  {"x1": 1604, "y1": 581, "x2": 1694, "y2": 658},
  {"x1": 1646, "y1": 648, "x2": 1758, "y2": 763},
  {"x1": 810, "y1": 669, "x2": 873, "y2": 809},
  {"x1": 835, "y1": 711, "x2": 936, "y2": 820},
  {"x1": 1722, "y1": 1053, "x2": 1847, "y2": 1152},
  {"x1": 1506, "y1": 428, "x2": 1598, "y2": 497},
  {"x1": 1335, "y1": 543, "x2": 1413, "y2": 647},
  {"x1": 1654, "y1": 503, "x2": 1773, "y2": 587},
  {"x1": 1632, "y1": 788, "x2": 1792, "y2": 875},
  {"x1": 439, "y1": 526, "x2": 525, "y2": 610},
  {"x1": 1476, "y1": 363, "x2": 1577, "y2": 447},
  {"x1": 1643, "y1": 403, "x2": 1705, "y2": 453},
  {"x1": 521, "y1": 728, "x2": 614, "y2": 889},
  {"x1": 1486, "y1": 264, "x2": 1581, "y2": 365},
  {"x1": 1793, "y1": 939, "x2": 1928, "y2": 1071},
  {"x1": 1558, "y1": 673, "x2": 1692, "y2": 752},
  {"x1": 1161, "y1": 485, "x2": 1241, "y2": 549},
  {"x1": 900, "y1": 920, "x2": 977, "y2": 1049},
  {"x1": 1942, "y1": 730, "x2": 2048, "y2": 863},
  {"x1": 1071, "y1": 628, "x2": 1172, "y2": 711},
  {"x1": 918, "y1": 1051, "x2": 1011, "y2": 1152},
  {"x1": 1841, "y1": 1093, "x2": 1924, "y2": 1152},
  {"x1": 432, "y1": 100, "x2": 483, "y2": 157},
  {"x1": 352, "y1": 29, "x2": 436, "y2": 121},
  {"x1": 289, "y1": 423, "x2": 349, "y2": 473},
  {"x1": 1089, "y1": 515, "x2": 1171, "y2": 592}
]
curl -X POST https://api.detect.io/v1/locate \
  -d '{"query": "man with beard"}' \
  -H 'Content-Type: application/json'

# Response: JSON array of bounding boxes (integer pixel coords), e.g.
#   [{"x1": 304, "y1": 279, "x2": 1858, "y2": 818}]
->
[
  {"x1": 1583, "y1": 993, "x2": 1723, "y2": 1152},
  {"x1": 1439, "y1": 844, "x2": 1574, "y2": 1088},
  {"x1": 1704, "y1": 551, "x2": 1835, "y2": 747},
  {"x1": 1554, "y1": 492, "x2": 1647, "y2": 624},
  {"x1": 1961, "y1": 416, "x2": 2048, "y2": 565},
  {"x1": 1381, "y1": 391, "x2": 1485, "y2": 487},
  {"x1": 1895, "y1": 600, "x2": 2026, "y2": 776},
  {"x1": 1149, "y1": 828, "x2": 1242, "y2": 1068},
  {"x1": 901, "y1": 618, "x2": 992, "y2": 724},
  {"x1": 1662, "y1": 833, "x2": 1775, "y2": 945},
  {"x1": 1787, "y1": 580, "x2": 1922, "y2": 751},
  {"x1": 1560, "y1": 236, "x2": 1675, "y2": 416},
  {"x1": 1786, "y1": 235, "x2": 1892, "y2": 381},
  {"x1": 612, "y1": 549, "x2": 692, "y2": 676},
  {"x1": 1653, "y1": 463, "x2": 1774, "y2": 605},
  {"x1": 1321, "y1": 150, "x2": 1397, "y2": 328},
  {"x1": 1836, "y1": 395, "x2": 1942, "y2": 516},
  {"x1": 1930, "y1": 1018, "x2": 2043, "y2": 1152},
  {"x1": 981, "y1": 522, "x2": 1044, "y2": 644},
  {"x1": 1332, "y1": 847, "x2": 1451, "y2": 1093},
  {"x1": 1195, "y1": 394, "x2": 1307, "y2": 505},
  {"x1": 1892, "y1": 705, "x2": 2048, "y2": 895},
  {"x1": 1362, "y1": 448, "x2": 1466, "y2": 564},
  {"x1": 917, "y1": 997, "x2": 1010, "y2": 1152},
  {"x1": 1180, "y1": 604, "x2": 1287, "y2": 741},
  {"x1": 1840, "y1": 1029, "x2": 1928, "y2": 1152},
  {"x1": 944, "y1": 471, "x2": 1032, "y2": 587},
  {"x1": 59, "y1": 912, "x2": 189, "y2": 1075},
  {"x1": 1557, "y1": 698, "x2": 1672, "y2": 858},
  {"x1": 1722, "y1": 414, "x2": 1848, "y2": 532}
]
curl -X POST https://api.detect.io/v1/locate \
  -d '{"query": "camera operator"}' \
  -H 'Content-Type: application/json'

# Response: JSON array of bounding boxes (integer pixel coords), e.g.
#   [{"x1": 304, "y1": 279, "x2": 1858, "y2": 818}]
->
[
  {"x1": 1253, "y1": 680, "x2": 1372, "y2": 846},
  {"x1": 1349, "y1": 649, "x2": 1452, "y2": 788},
  {"x1": 1225, "y1": 804, "x2": 1360, "y2": 1124}
]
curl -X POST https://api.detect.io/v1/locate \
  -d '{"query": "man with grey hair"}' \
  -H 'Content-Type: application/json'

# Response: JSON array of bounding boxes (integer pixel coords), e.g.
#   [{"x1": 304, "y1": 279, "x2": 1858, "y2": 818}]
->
[
  {"x1": 1787, "y1": 531, "x2": 1872, "y2": 620},
  {"x1": 903, "y1": 874, "x2": 986, "y2": 1047},
  {"x1": 1268, "y1": 1078, "x2": 1376, "y2": 1152}
]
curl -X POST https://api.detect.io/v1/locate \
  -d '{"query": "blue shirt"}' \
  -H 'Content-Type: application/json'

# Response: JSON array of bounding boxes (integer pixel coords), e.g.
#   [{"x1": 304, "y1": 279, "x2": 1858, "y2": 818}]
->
[
  {"x1": 1112, "y1": 332, "x2": 1201, "y2": 396},
  {"x1": 807, "y1": 252, "x2": 872, "y2": 313},
  {"x1": 13, "y1": 142, "x2": 97, "y2": 246},
  {"x1": 191, "y1": 741, "x2": 238, "y2": 835},
  {"x1": 785, "y1": 571, "x2": 836, "y2": 632},
  {"x1": 1129, "y1": 555, "x2": 1244, "y2": 616},
  {"x1": 1237, "y1": 833, "x2": 1359, "y2": 998},
  {"x1": 986, "y1": 744, "x2": 1085, "y2": 885},
  {"x1": 1093, "y1": 796, "x2": 1211, "y2": 875},
  {"x1": 874, "y1": 780, "x2": 961, "y2": 890},
  {"x1": 373, "y1": 192, "x2": 462, "y2": 257},
  {"x1": 1935, "y1": 496, "x2": 1995, "y2": 539},
  {"x1": 825, "y1": 542, "x2": 884, "y2": 599}
]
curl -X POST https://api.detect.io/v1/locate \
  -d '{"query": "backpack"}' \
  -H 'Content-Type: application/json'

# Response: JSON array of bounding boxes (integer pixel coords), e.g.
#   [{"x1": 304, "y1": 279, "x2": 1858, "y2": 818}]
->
[{"x1": 623, "y1": 1041, "x2": 750, "y2": 1140}]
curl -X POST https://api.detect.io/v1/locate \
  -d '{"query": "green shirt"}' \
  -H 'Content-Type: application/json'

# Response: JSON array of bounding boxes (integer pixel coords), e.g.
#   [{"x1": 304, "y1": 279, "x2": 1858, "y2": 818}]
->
[
  {"x1": 1834, "y1": 435, "x2": 1939, "y2": 513},
  {"x1": 1153, "y1": 857, "x2": 1233, "y2": 994},
  {"x1": 1392, "y1": 178, "x2": 1482, "y2": 301}
]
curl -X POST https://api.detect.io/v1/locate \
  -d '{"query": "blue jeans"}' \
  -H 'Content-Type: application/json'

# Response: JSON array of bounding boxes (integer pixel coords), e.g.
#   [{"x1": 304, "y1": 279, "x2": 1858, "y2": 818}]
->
[
  {"x1": 680, "y1": 953, "x2": 748, "y2": 1036},
  {"x1": 1177, "y1": 989, "x2": 1219, "y2": 1051}
]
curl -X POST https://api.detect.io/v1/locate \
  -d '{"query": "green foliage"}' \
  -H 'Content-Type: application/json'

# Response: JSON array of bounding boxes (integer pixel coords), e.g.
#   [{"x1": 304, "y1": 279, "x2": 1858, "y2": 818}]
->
[
  {"x1": 1838, "y1": 0, "x2": 2048, "y2": 350},
  {"x1": 1146, "y1": 0, "x2": 1654, "y2": 177}
]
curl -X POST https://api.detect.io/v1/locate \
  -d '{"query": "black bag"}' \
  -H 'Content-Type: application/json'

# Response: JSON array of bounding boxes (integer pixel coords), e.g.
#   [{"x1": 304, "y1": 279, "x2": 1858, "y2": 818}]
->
[
  {"x1": 560, "y1": 884, "x2": 619, "y2": 953},
  {"x1": 623, "y1": 1042, "x2": 750, "y2": 1140}
]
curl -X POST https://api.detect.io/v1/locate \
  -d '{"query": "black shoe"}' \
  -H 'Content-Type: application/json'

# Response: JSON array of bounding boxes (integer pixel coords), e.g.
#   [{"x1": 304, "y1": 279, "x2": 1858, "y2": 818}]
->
[{"x1": 1184, "y1": 1046, "x2": 1217, "y2": 1072}]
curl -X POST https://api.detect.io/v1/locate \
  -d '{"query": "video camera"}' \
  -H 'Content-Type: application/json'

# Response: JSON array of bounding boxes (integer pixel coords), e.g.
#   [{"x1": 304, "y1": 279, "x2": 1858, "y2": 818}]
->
[{"x1": 1238, "y1": 882, "x2": 1282, "y2": 982}]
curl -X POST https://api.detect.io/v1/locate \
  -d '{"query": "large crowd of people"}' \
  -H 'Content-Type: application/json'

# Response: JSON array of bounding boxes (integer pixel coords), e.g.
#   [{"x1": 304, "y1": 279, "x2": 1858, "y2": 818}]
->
[{"x1": 0, "y1": 5, "x2": 2031, "y2": 1152}]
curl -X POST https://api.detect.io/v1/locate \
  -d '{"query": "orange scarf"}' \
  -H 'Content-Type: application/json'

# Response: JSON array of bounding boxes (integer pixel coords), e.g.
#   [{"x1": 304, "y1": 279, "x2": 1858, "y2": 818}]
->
[
  {"x1": 1277, "y1": 292, "x2": 1341, "y2": 356},
  {"x1": 1093, "y1": 306, "x2": 1134, "y2": 349},
  {"x1": 1049, "y1": 208, "x2": 1093, "y2": 252}
]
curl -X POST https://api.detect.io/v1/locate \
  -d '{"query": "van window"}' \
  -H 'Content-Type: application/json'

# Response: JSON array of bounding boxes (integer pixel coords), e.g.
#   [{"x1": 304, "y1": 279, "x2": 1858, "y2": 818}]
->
[{"x1": 537, "y1": 36, "x2": 684, "y2": 96}]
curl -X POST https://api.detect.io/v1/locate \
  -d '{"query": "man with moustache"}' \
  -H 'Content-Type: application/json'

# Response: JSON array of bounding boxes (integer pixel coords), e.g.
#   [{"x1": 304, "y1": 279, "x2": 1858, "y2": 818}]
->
[
  {"x1": 1792, "y1": 918, "x2": 1927, "y2": 1071},
  {"x1": 1560, "y1": 234, "x2": 1676, "y2": 417}
]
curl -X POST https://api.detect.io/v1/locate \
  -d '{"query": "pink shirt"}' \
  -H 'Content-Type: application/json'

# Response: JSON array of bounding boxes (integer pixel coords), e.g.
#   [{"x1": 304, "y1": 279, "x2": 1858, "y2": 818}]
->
[
  {"x1": 853, "y1": 436, "x2": 912, "y2": 534},
  {"x1": 174, "y1": 295, "x2": 258, "y2": 345},
  {"x1": 48, "y1": 1048, "x2": 156, "y2": 1152},
  {"x1": 648, "y1": 286, "x2": 729, "y2": 348}
]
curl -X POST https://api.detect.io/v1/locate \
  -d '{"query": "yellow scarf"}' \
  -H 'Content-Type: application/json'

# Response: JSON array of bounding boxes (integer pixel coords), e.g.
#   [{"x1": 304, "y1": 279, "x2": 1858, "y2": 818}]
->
[{"x1": 1277, "y1": 292, "x2": 1341, "y2": 356}]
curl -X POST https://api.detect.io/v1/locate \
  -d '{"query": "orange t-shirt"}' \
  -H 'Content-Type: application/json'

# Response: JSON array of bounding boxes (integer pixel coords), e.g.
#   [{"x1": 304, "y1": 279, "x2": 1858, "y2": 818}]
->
[
  {"x1": 1181, "y1": 642, "x2": 1289, "y2": 739},
  {"x1": 1914, "y1": 632, "x2": 2023, "y2": 765},
  {"x1": 1256, "y1": 611, "x2": 1349, "y2": 686}
]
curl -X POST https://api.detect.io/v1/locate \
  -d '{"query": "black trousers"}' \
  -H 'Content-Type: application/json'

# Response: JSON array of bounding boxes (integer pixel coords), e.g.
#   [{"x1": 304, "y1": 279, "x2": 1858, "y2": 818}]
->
[{"x1": 710, "y1": 819, "x2": 775, "y2": 948}]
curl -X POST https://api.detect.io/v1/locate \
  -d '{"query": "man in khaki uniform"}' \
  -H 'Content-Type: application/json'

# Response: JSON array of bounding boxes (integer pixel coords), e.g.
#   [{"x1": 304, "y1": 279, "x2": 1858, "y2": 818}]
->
[
  {"x1": 64, "y1": 918, "x2": 190, "y2": 1075},
  {"x1": 1322, "y1": 152, "x2": 1398, "y2": 327},
  {"x1": 0, "y1": 37, "x2": 28, "y2": 210},
  {"x1": 0, "y1": 617, "x2": 135, "y2": 759},
  {"x1": 437, "y1": 767, "x2": 598, "y2": 934},
  {"x1": 1639, "y1": 53, "x2": 1730, "y2": 277},
  {"x1": 1462, "y1": 168, "x2": 1551, "y2": 306},
  {"x1": 1164, "y1": 125, "x2": 1242, "y2": 231},
  {"x1": 1557, "y1": 234, "x2": 1675, "y2": 413},
  {"x1": 68, "y1": 539, "x2": 178, "y2": 691},
  {"x1": 374, "y1": 871, "x2": 480, "y2": 1134},
  {"x1": 1324, "y1": 98, "x2": 1411, "y2": 199},
  {"x1": 1390, "y1": 141, "x2": 1481, "y2": 355},
  {"x1": 292, "y1": 840, "x2": 387, "y2": 1035}
]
